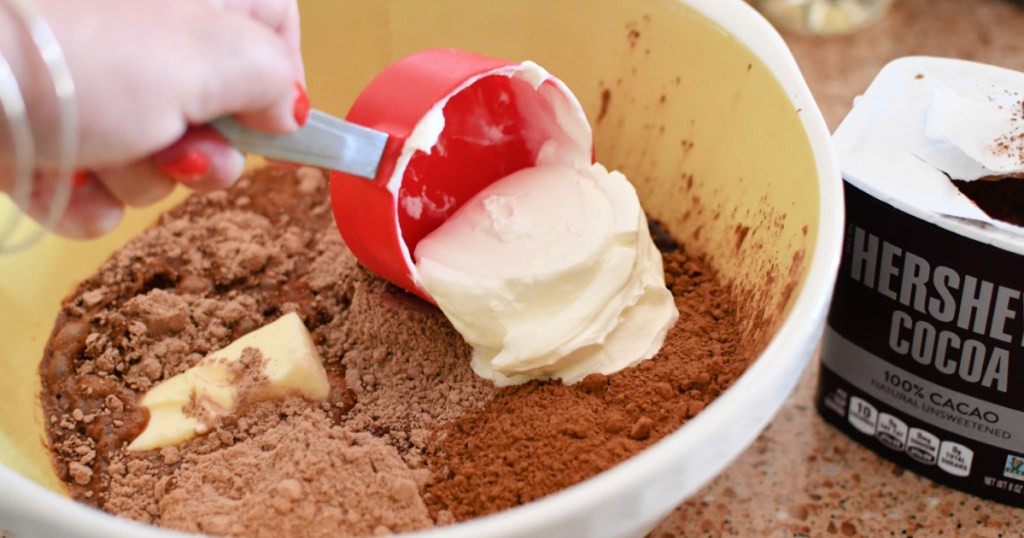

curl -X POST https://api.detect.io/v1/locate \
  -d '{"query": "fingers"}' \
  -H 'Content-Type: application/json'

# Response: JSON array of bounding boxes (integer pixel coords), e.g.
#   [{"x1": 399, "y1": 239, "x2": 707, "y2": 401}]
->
[
  {"x1": 92, "y1": 126, "x2": 244, "y2": 209},
  {"x1": 185, "y1": 10, "x2": 299, "y2": 134},
  {"x1": 27, "y1": 173, "x2": 125, "y2": 239},
  {"x1": 187, "y1": 0, "x2": 306, "y2": 134},
  {"x1": 234, "y1": 80, "x2": 309, "y2": 134},
  {"x1": 93, "y1": 162, "x2": 176, "y2": 208},
  {"x1": 13, "y1": 0, "x2": 307, "y2": 241},
  {"x1": 153, "y1": 126, "x2": 246, "y2": 192},
  {"x1": 43, "y1": 126, "x2": 246, "y2": 238},
  {"x1": 280, "y1": 1, "x2": 304, "y2": 82},
  {"x1": 221, "y1": 0, "x2": 304, "y2": 81}
]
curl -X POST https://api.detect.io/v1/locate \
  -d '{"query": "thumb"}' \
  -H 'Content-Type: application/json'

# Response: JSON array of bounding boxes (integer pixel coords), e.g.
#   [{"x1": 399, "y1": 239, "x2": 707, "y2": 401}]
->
[{"x1": 183, "y1": 10, "x2": 300, "y2": 134}]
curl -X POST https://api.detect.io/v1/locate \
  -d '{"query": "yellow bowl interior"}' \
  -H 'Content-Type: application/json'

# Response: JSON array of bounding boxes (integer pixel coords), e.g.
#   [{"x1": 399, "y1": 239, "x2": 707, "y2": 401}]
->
[{"x1": 0, "y1": 0, "x2": 818, "y2": 498}]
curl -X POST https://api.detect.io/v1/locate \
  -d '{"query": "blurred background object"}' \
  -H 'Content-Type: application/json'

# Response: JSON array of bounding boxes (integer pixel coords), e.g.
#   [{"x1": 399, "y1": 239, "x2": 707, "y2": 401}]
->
[{"x1": 753, "y1": 0, "x2": 896, "y2": 35}]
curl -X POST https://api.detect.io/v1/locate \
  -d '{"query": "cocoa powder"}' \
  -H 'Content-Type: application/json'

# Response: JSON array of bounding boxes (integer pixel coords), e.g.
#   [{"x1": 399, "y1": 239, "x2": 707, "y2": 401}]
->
[
  {"x1": 952, "y1": 177, "x2": 1024, "y2": 226},
  {"x1": 105, "y1": 400, "x2": 435, "y2": 538},
  {"x1": 422, "y1": 247, "x2": 752, "y2": 520},
  {"x1": 951, "y1": 88, "x2": 1024, "y2": 225},
  {"x1": 38, "y1": 166, "x2": 756, "y2": 536}
]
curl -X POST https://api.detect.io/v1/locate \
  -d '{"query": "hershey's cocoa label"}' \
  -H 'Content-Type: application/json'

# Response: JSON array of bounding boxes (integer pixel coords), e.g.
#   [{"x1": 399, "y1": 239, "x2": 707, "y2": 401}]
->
[{"x1": 818, "y1": 181, "x2": 1024, "y2": 507}]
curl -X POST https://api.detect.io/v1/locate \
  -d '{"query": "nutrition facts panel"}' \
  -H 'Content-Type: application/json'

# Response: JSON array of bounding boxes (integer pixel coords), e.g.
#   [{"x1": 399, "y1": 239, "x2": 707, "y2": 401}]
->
[
  {"x1": 842, "y1": 394, "x2": 970, "y2": 474},
  {"x1": 819, "y1": 361, "x2": 1024, "y2": 506}
]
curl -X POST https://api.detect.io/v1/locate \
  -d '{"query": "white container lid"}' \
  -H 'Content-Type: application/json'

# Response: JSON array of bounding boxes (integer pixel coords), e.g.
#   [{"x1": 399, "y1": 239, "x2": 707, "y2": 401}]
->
[{"x1": 834, "y1": 56, "x2": 1024, "y2": 250}]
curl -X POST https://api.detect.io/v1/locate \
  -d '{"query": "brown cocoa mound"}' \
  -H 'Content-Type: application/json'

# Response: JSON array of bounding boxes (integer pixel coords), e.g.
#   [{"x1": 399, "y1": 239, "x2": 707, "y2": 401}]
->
[{"x1": 38, "y1": 166, "x2": 756, "y2": 536}]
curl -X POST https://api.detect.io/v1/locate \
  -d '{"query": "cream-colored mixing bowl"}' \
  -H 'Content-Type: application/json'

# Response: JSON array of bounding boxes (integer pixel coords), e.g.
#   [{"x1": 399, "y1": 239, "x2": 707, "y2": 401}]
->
[{"x1": 0, "y1": 0, "x2": 841, "y2": 536}]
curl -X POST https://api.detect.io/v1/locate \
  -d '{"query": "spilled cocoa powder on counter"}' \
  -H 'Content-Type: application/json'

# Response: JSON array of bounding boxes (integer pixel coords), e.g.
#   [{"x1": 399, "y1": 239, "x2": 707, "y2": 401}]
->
[{"x1": 38, "y1": 166, "x2": 757, "y2": 537}]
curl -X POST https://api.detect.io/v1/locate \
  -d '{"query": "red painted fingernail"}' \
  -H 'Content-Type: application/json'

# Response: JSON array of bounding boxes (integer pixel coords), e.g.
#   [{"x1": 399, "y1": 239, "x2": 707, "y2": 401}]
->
[
  {"x1": 73, "y1": 170, "x2": 91, "y2": 188},
  {"x1": 156, "y1": 149, "x2": 210, "y2": 183},
  {"x1": 293, "y1": 81, "x2": 310, "y2": 127}
]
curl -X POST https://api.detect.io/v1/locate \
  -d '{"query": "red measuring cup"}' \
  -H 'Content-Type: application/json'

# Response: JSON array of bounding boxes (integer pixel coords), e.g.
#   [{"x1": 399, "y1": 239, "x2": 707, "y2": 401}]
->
[{"x1": 329, "y1": 49, "x2": 593, "y2": 301}]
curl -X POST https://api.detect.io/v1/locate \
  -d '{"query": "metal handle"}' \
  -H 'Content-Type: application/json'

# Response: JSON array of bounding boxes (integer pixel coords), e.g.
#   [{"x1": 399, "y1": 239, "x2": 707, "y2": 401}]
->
[{"x1": 212, "y1": 110, "x2": 388, "y2": 180}]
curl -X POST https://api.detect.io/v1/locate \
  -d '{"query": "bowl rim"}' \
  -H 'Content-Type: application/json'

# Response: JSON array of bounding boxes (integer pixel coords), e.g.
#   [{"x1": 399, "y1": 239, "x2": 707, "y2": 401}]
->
[{"x1": 0, "y1": 0, "x2": 843, "y2": 536}]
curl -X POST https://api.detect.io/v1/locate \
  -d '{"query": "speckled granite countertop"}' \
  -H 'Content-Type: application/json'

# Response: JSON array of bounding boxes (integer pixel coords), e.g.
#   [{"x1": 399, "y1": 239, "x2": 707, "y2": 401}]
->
[
  {"x1": 654, "y1": 1, "x2": 1024, "y2": 536},
  {"x1": 4, "y1": 1, "x2": 1023, "y2": 538}
]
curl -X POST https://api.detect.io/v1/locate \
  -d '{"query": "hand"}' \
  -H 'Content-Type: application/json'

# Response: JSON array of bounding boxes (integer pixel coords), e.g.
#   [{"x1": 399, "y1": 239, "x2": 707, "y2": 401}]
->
[{"x1": 0, "y1": 0, "x2": 306, "y2": 238}]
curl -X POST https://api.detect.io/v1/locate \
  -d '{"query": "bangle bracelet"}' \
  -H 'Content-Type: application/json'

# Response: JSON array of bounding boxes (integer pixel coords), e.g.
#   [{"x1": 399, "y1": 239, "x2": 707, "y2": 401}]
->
[
  {"x1": 0, "y1": 48, "x2": 35, "y2": 249},
  {"x1": 0, "y1": 0, "x2": 76, "y2": 253}
]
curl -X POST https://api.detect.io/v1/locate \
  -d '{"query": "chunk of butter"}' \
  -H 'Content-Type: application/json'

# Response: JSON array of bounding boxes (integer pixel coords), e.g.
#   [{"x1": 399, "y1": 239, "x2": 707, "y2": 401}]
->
[{"x1": 128, "y1": 312, "x2": 329, "y2": 451}]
